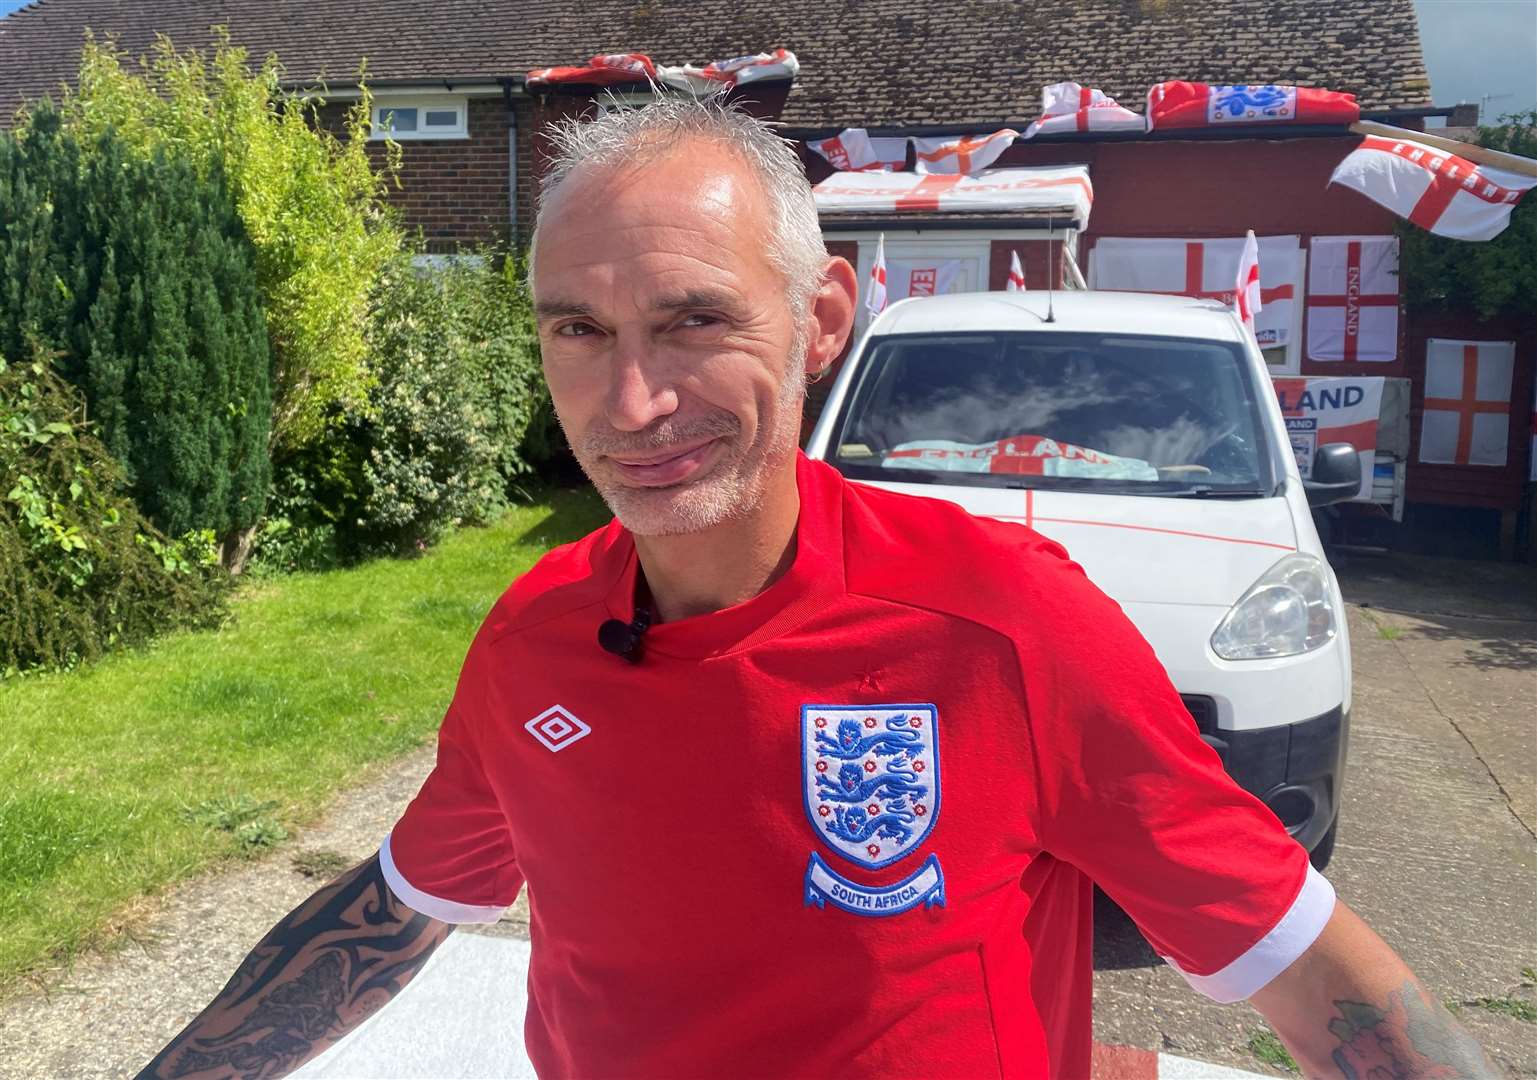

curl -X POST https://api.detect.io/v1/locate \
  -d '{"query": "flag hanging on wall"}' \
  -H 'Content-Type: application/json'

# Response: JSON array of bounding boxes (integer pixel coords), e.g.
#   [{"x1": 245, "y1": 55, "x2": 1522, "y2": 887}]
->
[
  {"x1": 1088, "y1": 236, "x2": 1302, "y2": 348},
  {"x1": 1419, "y1": 339, "x2": 1515, "y2": 466},
  {"x1": 888, "y1": 259, "x2": 970, "y2": 298},
  {"x1": 808, "y1": 129, "x2": 909, "y2": 172},
  {"x1": 911, "y1": 129, "x2": 1019, "y2": 174},
  {"x1": 1022, "y1": 82, "x2": 1146, "y2": 138},
  {"x1": 1146, "y1": 82, "x2": 1359, "y2": 129},
  {"x1": 1007, "y1": 251, "x2": 1026, "y2": 292},
  {"x1": 1328, "y1": 135, "x2": 1536, "y2": 241},
  {"x1": 1306, "y1": 236, "x2": 1400, "y2": 362}
]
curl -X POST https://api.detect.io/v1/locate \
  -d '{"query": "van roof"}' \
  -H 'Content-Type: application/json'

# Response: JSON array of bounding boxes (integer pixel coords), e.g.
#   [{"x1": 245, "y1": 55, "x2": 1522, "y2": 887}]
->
[{"x1": 870, "y1": 290, "x2": 1248, "y2": 343}]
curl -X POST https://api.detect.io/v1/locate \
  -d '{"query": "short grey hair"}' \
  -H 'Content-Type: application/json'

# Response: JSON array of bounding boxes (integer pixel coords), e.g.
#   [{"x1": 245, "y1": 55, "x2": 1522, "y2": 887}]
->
[{"x1": 530, "y1": 94, "x2": 827, "y2": 318}]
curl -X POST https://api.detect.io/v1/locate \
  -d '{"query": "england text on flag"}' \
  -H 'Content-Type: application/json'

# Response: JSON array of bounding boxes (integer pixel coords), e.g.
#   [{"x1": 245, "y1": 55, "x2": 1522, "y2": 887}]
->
[
  {"x1": 1418, "y1": 339, "x2": 1516, "y2": 466},
  {"x1": 1146, "y1": 82, "x2": 1359, "y2": 130},
  {"x1": 1329, "y1": 136, "x2": 1537, "y2": 242},
  {"x1": 1022, "y1": 82, "x2": 1146, "y2": 139},
  {"x1": 1306, "y1": 236, "x2": 1399, "y2": 363},
  {"x1": 808, "y1": 128, "x2": 909, "y2": 173},
  {"x1": 1235, "y1": 230, "x2": 1262, "y2": 339},
  {"x1": 911, "y1": 129, "x2": 1019, "y2": 175}
]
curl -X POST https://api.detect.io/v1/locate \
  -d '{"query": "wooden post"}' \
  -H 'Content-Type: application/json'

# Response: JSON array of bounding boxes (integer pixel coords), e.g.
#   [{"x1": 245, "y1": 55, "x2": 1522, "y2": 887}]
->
[{"x1": 1349, "y1": 120, "x2": 1537, "y2": 178}]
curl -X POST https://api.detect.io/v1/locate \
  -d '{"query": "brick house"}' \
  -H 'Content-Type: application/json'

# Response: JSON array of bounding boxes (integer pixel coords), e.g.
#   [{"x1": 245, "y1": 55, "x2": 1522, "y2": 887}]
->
[{"x1": 2, "y1": 0, "x2": 1531, "y2": 549}]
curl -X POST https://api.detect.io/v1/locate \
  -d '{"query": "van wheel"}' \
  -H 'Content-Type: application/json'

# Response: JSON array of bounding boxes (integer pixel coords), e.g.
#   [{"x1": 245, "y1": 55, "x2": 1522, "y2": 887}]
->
[{"x1": 1309, "y1": 817, "x2": 1338, "y2": 871}]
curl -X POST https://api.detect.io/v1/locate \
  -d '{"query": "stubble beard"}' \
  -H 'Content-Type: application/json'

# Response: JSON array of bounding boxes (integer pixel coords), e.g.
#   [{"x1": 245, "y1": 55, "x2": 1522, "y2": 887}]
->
[{"x1": 569, "y1": 342, "x2": 810, "y2": 537}]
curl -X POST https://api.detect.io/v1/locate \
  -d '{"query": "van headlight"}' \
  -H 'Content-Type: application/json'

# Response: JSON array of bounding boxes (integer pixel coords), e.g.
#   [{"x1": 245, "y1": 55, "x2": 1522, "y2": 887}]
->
[{"x1": 1210, "y1": 553, "x2": 1337, "y2": 660}]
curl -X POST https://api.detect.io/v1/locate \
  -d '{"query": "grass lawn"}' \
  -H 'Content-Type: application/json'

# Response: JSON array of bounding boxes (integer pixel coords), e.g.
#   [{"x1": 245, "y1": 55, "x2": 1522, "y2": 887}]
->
[{"x1": 0, "y1": 485, "x2": 608, "y2": 995}]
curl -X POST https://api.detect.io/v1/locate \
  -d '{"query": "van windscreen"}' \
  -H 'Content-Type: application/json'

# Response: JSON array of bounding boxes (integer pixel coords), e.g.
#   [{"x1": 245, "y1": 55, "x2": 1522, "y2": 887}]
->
[{"x1": 828, "y1": 331, "x2": 1274, "y2": 496}]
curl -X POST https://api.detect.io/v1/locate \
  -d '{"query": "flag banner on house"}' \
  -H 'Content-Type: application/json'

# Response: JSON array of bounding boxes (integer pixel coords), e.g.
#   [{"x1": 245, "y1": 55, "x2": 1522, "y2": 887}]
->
[
  {"x1": 527, "y1": 53, "x2": 657, "y2": 87},
  {"x1": 808, "y1": 129, "x2": 909, "y2": 172},
  {"x1": 887, "y1": 259, "x2": 970, "y2": 298},
  {"x1": 1272, "y1": 377, "x2": 1384, "y2": 498},
  {"x1": 911, "y1": 130, "x2": 1020, "y2": 175},
  {"x1": 1306, "y1": 236, "x2": 1399, "y2": 362},
  {"x1": 1146, "y1": 82, "x2": 1360, "y2": 130},
  {"x1": 1329, "y1": 136, "x2": 1537, "y2": 241},
  {"x1": 1087, "y1": 236, "x2": 1301, "y2": 347},
  {"x1": 813, "y1": 166, "x2": 1093, "y2": 224},
  {"x1": 656, "y1": 49, "x2": 799, "y2": 93},
  {"x1": 1419, "y1": 339, "x2": 1516, "y2": 466},
  {"x1": 1022, "y1": 82, "x2": 1146, "y2": 138}
]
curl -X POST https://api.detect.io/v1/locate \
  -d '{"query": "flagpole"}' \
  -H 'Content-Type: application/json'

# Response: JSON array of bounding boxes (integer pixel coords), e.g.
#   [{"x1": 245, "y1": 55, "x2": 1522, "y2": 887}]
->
[{"x1": 1349, "y1": 120, "x2": 1537, "y2": 179}]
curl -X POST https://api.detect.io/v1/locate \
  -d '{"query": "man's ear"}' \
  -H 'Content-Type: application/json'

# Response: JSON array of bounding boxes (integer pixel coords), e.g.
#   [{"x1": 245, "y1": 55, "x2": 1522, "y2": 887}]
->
[{"x1": 803, "y1": 256, "x2": 858, "y2": 379}]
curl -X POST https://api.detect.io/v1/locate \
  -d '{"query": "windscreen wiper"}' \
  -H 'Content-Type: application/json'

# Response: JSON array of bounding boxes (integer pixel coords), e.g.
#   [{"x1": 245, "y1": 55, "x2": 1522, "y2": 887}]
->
[{"x1": 1164, "y1": 486, "x2": 1267, "y2": 498}]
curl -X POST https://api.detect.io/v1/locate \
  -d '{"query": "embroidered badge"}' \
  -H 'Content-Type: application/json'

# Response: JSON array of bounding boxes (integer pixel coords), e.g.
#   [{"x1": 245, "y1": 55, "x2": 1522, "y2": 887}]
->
[
  {"x1": 524, "y1": 705, "x2": 591, "y2": 752},
  {"x1": 801, "y1": 703, "x2": 944, "y2": 916}
]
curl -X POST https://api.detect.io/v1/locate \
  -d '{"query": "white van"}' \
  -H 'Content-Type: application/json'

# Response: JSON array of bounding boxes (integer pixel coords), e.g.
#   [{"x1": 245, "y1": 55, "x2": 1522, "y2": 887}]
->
[{"x1": 805, "y1": 290, "x2": 1358, "y2": 868}]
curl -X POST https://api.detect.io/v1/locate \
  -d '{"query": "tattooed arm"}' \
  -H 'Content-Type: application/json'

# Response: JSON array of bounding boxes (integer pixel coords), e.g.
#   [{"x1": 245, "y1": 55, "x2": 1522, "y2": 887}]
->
[
  {"x1": 137, "y1": 853, "x2": 453, "y2": 1080},
  {"x1": 1250, "y1": 900, "x2": 1503, "y2": 1078}
]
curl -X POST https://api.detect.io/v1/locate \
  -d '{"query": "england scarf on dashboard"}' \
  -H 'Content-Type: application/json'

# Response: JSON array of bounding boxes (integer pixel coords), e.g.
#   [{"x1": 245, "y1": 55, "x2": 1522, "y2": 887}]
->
[
  {"x1": 1147, "y1": 82, "x2": 1359, "y2": 130},
  {"x1": 911, "y1": 129, "x2": 1019, "y2": 175},
  {"x1": 1023, "y1": 82, "x2": 1146, "y2": 138},
  {"x1": 808, "y1": 129, "x2": 909, "y2": 172},
  {"x1": 1306, "y1": 236, "x2": 1399, "y2": 363},
  {"x1": 1419, "y1": 339, "x2": 1515, "y2": 466},
  {"x1": 1329, "y1": 135, "x2": 1536, "y2": 242}
]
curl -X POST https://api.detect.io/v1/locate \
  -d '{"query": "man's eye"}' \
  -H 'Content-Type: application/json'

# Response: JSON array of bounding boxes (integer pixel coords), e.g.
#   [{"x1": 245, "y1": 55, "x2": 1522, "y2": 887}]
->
[
  {"x1": 556, "y1": 322, "x2": 598, "y2": 337},
  {"x1": 679, "y1": 313, "x2": 719, "y2": 328}
]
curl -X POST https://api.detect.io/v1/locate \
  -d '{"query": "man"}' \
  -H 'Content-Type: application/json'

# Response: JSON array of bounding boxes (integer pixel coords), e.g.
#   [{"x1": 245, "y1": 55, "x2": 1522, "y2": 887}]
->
[{"x1": 142, "y1": 97, "x2": 1502, "y2": 1079}]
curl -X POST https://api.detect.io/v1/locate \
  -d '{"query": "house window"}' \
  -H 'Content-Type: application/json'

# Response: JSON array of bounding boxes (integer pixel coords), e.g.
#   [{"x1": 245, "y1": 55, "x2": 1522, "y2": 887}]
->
[{"x1": 371, "y1": 97, "x2": 468, "y2": 140}]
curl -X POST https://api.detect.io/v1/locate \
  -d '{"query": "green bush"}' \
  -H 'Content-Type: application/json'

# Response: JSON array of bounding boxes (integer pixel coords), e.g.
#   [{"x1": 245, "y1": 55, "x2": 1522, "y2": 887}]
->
[
  {"x1": 52, "y1": 30, "x2": 404, "y2": 454},
  {"x1": 0, "y1": 104, "x2": 272, "y2": 547},
  {"x1": 0, "y1": 351, "x2": 227, "y2": 677},
  {"x1": 250, "y1": 248, "x2": 552, "y2": 565}
]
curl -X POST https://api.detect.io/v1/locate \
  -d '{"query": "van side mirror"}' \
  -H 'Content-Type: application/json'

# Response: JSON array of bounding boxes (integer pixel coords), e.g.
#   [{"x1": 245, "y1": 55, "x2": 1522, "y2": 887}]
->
[{"x1": 1304, "y1": 443, "x2": 1362, "y2": 507}]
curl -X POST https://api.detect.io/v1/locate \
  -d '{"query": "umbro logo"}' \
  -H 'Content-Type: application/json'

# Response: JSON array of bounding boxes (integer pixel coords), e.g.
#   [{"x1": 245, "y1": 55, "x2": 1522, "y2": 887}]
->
[{"x1": 524, "y1": 705, "x2": 591, "y2": 753}]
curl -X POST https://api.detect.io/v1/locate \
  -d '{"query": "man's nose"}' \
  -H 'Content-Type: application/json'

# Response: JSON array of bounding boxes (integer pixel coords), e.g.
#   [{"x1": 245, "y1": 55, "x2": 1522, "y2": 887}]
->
[{"x1": 604, "y1": 337, "x2": 678, "y2": 432}]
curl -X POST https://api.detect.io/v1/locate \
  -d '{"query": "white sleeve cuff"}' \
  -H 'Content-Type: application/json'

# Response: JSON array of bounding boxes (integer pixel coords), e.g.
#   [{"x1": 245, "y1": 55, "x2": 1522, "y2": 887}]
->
[
  {"x1": 379, "y1": 833, "x2": 509, "y2": 925},
  {"x1": 1167, "y1": 863, "x2": 1337, "y2": 1003}
]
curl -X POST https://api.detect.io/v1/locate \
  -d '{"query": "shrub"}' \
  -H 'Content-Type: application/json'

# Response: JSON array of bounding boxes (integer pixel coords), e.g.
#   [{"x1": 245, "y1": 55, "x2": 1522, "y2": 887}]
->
[
  {"x1": 0, "y1": 350, "x2": 227, "y2": 677},
  {"x1": 0, "y1": 103, "x2": 272, "y2": 550},
  {"x1": 51, "y1": 30, "x2": 404, "y2": 454}
]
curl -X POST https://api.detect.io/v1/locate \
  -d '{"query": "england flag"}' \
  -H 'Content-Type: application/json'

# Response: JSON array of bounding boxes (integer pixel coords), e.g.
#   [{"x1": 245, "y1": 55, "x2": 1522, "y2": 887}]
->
[
  {"x1": 1007, "y1": 251, "x2": 1026, "y2": 292},
  {"x1": 1329, "y1": 135, "x2": 1536, "y2": 242},
  {"x1": 808, "y1": 129, "x2": 909, "y2": 173},
  {"x1": 1023, "y1": 82, "x2": 1146, "y2": 138},
  {"x1": 1235, "y1": 230, "x2": 1262, "y2": 340},
  {"x1": 911, "y1": 129, "x2": 1019, "y2": 175},
  {"x1": 866, "y1": 234, "x2": 889, "y2": 317},
  {"x1": 1147, "y1": 82, "x2": 1359, "y2": 130}
]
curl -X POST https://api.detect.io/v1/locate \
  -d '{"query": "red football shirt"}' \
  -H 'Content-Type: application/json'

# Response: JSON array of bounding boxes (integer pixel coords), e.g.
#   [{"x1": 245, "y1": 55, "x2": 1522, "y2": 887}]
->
[{"x1": 383, "y1": 453, "x2": 1334, "y2": 1079}]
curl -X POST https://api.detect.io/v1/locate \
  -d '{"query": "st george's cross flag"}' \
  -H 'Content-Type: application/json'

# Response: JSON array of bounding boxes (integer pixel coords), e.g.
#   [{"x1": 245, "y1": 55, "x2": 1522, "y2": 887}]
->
[
  {"x1": 808, "y1": 128, "x2": 909, "y2": 172},
  {"x1": 528, "y1": 53, "x2": 657, "y2": 87},
  {"x1": 912, "y1": 129, "x2": 1020, "y2": 175},
  {"x1": 1007, "y1": 250, "x2": 1026, "y2": 292},
  {"x1": 1089, "y1": 236, "x2": 1302, "y2": 348},
  {"x1": 656, "y1": 49, "x2": 799, "y2": 94},
  {"x1": 1022, "y1": 82, "x2": 1146, "y2": 138},
  {"x1": 1306, "y1": 236, "x2": 1399, "y2": 363},
  {"x1": 866, "y1": 234, "x2": 889, "y2": 317},
  {"x1": 1146, "y1": 82, "x2": 1359, "y2": 130},
  {"x1": 1419, "y1": 339, "x2": 1516, "y2": 466},
  {"x1": 1235, "y1": 230, "x2": 1262, "y2": 340},
  {"x1": 1329, "y1": 135, "x2": 1537, "y2": 241}
]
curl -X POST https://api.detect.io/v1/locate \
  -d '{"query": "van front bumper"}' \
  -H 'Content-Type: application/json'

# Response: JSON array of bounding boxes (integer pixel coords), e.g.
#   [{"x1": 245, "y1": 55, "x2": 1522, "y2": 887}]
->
[{"x1": 1181, "y1": 698, "x2": 1348, "y2": 853}]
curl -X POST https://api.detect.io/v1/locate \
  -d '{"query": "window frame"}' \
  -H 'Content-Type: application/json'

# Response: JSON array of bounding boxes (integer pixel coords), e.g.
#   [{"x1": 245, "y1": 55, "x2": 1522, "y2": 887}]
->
[{"x1": 370, "y1": 96, "x2": 469, "y2": 141}]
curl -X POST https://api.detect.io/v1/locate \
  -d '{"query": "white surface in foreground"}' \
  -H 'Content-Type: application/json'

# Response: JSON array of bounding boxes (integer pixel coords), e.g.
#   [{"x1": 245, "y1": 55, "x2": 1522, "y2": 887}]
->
[
  {"x1": 294, "y1": 932, "x2": 535, "y2": 1079},
  {"x1": 1158, "y1": 1053, "x2": 1273, "y2": 1079}
]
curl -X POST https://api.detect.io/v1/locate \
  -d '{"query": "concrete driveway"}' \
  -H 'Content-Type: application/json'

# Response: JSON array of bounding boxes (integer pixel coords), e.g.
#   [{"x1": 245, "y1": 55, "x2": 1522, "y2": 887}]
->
[{"x1": 1092, "y1": 551, "x2": 1537, "y2": 1077}]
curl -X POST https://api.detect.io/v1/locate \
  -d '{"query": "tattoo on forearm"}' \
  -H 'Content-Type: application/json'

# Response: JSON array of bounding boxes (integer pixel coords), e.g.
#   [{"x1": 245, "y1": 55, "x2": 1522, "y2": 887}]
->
[
  {"x1": 139, "y1": 856, "x2": 452, "y2": 1080},
  {"x1": 1328, "y1": 979, "x2": 1502, "y2": 1079}
]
